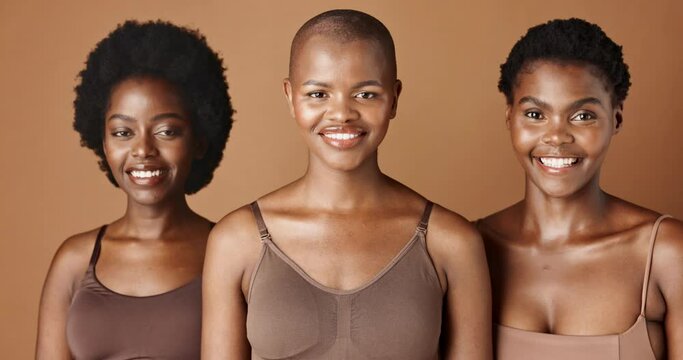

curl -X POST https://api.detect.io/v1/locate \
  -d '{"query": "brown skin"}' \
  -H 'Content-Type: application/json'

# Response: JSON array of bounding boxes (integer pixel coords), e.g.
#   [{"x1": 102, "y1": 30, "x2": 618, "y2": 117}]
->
[
  {"x1": 36, "y1": 77, "x2": 212, "y2": 359},
  {"x1": 478, "y1": 61, "x2": 683, "y2": 359},
  {"x1": 202, "y1": 35, "x2": 492, "y2": 359}
]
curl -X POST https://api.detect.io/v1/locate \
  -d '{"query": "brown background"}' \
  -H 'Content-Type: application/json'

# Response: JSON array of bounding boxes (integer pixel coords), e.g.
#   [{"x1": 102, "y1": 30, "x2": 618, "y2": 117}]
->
[{"x1": 1, "y1": 0, "x2": 681, "y2": 357}]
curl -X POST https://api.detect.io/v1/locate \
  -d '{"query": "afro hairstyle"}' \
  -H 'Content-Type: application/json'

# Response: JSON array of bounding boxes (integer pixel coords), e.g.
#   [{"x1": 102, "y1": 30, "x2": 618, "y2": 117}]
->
[{"x1": 73, "y1": 20, "x2": 233, "y2": 194}]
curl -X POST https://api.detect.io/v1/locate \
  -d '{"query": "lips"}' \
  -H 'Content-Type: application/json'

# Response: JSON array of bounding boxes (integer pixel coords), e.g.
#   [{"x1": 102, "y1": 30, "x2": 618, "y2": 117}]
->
[
  {"x1": 319, "y1": 126, "x2": 366, "y2": 150},
  {"x1": 125, "y1": 165, "x2": 168, "y2": 186}
]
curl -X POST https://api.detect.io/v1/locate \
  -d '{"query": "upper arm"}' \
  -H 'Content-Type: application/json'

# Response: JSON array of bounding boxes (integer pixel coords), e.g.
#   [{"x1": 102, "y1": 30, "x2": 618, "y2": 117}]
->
[
  {"x1": 36, "y1": 233, "x2": 93, "y2": 360},
  {"x1": 428, "y1": 205, "x2": 492, "y2": 360},
  {"x1": 653, "y1": 218, "x2": 683, "y2": 359},
  {"x1": 202, "y1": 206, "x2": 262, "y2": 360}
]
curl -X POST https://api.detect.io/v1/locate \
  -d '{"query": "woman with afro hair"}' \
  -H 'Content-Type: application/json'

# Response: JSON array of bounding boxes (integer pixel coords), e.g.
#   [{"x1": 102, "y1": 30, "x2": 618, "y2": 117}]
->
[
  {"x1": 477, "y1": 18, "x2": 683, "y2": 359},
  {"x1": 36, "y1": 20, "x2": 232, "y2": 359}
]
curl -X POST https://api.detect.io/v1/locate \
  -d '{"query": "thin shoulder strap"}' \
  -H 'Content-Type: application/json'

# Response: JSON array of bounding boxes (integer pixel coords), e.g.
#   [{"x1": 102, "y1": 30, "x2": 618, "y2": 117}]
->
[
  {"x1": 417, "y1": 201, "x2": 434, "y2": 233},
  {"x1": 250, "y1": 201, "x2": 272, "y2": 242},
  {"x1": 89, "y1": 225, "x2": 107, "y2": 266},
  {"x1": 640, "y1": 214, "x2": 672, "y2": 315}
]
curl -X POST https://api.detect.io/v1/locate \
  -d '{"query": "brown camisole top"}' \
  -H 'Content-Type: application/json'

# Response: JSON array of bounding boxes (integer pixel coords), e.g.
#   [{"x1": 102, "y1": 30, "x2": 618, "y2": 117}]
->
[
  {"x1": 246, "y1": 201, "x2": 443, "y2": 360},
  {"x1": 66, "y1": 225, "x2": 202, "y2": 359},
  {"x1": 495, "y1": 214, "x2": 672, "y2": 360}
]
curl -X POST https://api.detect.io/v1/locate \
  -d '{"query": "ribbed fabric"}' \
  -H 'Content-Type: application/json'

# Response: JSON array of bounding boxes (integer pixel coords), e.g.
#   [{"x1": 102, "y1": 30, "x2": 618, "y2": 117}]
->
[{"x1": 246, "y1": 201, "x2": 443, "y2": 360}]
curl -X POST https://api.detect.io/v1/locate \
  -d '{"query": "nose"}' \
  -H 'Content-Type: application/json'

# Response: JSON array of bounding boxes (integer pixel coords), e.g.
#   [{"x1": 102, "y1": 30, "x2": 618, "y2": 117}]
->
[
  {"x1": 542, "y1": 119, "x2": 574, "y2": 145},
  {"x1": 326, "y1": 95, "x2": 360, "y2": 123},
  {"x1": 131, "y1": 132, "x2": 158, "y2": 158}
]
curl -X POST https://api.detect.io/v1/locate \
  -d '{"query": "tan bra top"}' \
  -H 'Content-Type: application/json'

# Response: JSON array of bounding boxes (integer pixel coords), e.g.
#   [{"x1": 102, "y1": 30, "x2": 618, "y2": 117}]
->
[
  {"x1": 245, "y1": 201, "x2": 444, "y2": 360},
  {"x1": 66, "y1": 225, "x2": 202, "y2": 360},
  {"x1": 495, "y1": 214, "x2": 672, "y2": 360}
]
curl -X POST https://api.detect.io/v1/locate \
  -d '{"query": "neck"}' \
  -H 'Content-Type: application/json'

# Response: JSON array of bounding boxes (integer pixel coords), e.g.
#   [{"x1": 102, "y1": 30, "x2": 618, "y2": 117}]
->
[
  {"x1": 521, "y1": 175, "x2": 609, "y2": 246},
  {"x1": 119, "y1": 194, "x2": 199, "y2": 240},
  {"x1": 299, "y1": 151, "x2": 390, "y2": 211}
]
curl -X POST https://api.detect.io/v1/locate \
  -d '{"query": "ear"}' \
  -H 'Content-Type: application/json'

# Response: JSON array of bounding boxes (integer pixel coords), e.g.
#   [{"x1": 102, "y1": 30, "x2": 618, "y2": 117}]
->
[
  {"x1": 613, "y1": 104, "x2": 623, "y2": 135},
  {"x1": 505, "y1": 105, "x2": 512, "y2": 130},
  {"x1": 283, "y1": 78, "x2": 295, "y2": 118},
  {"x1": 389, "y1": 79, "x2": 403, "y2": 119},
  {"x1": 194, "y1": 135, "x2": 208, "y2": 160}
]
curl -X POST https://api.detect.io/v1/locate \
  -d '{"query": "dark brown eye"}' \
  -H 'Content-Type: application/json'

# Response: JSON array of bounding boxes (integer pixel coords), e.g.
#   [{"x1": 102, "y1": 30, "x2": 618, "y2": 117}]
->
[
  {"x1": 355, "y1": 92, "x2": 376, "y2": 99},
  {"x1": 308, "y1": 91, "x2": 326, "y2": 99},
  {"x1": 524, "y1": 111, "x2": 543, "y2": 120},
  {"x1": 112, "y1": 129, "x2": 132, "y2": 137},
  {"x1": 572, "y1": 112, "x2": 595, "y2": 121}
]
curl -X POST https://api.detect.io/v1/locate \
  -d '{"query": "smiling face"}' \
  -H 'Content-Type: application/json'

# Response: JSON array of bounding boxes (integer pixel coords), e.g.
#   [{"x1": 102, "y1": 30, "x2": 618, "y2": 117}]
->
[
  {"x1": 103, "y1": 76, "x2": 199, "y2": 206},
  {"x1": 507, "y1": 60, "x2": 621, "y2": 198},
  {"x1": 284, "y1": 35, "x2": 401, "y2": 172}
]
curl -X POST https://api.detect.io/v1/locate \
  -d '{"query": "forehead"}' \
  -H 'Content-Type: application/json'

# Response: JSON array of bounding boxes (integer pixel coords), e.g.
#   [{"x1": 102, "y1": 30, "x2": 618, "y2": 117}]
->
[
  {"x1": 513, "y1": 61, "x2": 613, "y2": 105},
  {"x1": 289, "y1": 35, "x2": 392, "y2": 83},
  {"x1": 107, "y1": 76, "x2": 186, "y2": 113}
]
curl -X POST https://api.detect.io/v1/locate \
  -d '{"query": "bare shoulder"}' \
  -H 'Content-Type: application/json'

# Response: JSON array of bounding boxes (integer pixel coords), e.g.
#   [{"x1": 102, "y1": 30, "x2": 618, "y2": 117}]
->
[
  {"x1": 43, "y1": 227, "x2": 101, "y2": 296},
  {"x1": 51, "y1": 228, "x2": 99, "y2": 273},
  {"x1": 207, "y1": 204, "x2": 263, "y2": 270},
  {"x1": 475, "y1": 201, "x2": 523, "y2": 241},
  {"x1": 653, "y1": 216, "x2": 683, "y2": 276},
  {"x1": 426, "y1": 204, "x2": 486, "y2": 264}
]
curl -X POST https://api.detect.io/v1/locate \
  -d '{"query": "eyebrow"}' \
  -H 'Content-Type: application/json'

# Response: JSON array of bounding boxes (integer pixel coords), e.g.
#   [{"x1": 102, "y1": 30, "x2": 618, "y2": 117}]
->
[
  {"x1": 107, "y1": 112, "x2": 186, "y2": 122},
  {"x1": 301, "y1": 80, "x2": 383, "y2": 88},
  {"x1": 302, "y1": 80, "x2": 329, "y2": 87},
  {"x1": 518, "y1": 96, "x2": 550, "y2": 108},
  {"x1": 518, "y1": 96, "x2": 604, "y2": 110}
]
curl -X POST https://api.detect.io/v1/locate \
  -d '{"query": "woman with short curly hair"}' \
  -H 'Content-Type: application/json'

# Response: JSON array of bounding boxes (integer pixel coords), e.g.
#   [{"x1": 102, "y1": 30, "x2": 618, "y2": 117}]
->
[
  {"x1": 36, "y1": 20, "x2": 233, "y2": 359},
  {"x1": 478, "y1": 18, "x2": 683, "y2": 359}
]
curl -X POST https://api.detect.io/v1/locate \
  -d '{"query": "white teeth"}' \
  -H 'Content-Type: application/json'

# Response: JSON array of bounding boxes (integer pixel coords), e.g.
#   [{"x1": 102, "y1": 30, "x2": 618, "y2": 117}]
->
[
  {"x1": 130, "y1": 170, "x2": 162, "y2": 178},
  {"x1": 324, "y1": 133, "x2": 360, "y2": 140},
  {"x1": 539, "y1": 157, "x2": 579, "y2": 168}
]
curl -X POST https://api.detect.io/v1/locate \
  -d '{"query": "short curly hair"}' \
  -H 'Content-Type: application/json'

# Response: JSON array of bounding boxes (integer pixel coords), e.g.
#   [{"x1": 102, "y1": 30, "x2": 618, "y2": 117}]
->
[
  {"x1": 74, "y1": 20, "x2": 233, "y2": 194},
  {"x1": 499, "y1": 18, "x2": 631, "y2": 108}
]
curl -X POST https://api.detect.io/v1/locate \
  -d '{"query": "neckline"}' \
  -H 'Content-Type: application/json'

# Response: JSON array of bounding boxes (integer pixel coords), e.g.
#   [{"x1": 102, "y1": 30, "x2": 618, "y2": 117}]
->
[
  {"x1": 263, "y1": 229, "x2": 424, "y2": 296},
  {"x1": 88, "y1": 223, "x2": 205, "y2": 299},
  {"x1": 90, "y1": 265, "x2": 201, "y2": 299},
  {"x1": 496, "y1": 314, "x2": 647, "y2": 339}
]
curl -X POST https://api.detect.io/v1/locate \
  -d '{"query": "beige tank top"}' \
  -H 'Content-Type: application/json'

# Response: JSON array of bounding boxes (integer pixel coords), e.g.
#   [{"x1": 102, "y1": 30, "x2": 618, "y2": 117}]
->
[
  {"x1": 246, "y1": 201, "x2": 443, "y2": 359},
  {"x1": 495, "y1": 214, "x2": 671, "y2": 360}
]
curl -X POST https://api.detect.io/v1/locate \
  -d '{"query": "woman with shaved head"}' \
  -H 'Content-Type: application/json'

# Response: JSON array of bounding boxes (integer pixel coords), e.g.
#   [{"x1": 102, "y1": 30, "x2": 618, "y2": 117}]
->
[{"x1": 203, "y1": 9, "x2": 492, "y2": 360}]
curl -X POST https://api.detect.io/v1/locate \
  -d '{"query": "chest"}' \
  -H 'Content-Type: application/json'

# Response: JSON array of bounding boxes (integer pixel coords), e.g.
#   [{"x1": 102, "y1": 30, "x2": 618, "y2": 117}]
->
[
  {"x1": 486, "y1": 236, "x2": 665, "y2": 334},
  {"x1": 95, "y1": 239, "x2": 204, "y2": 296},
  {"x1": 265, "y1": 217, "x2": 419, "y2": 291}
]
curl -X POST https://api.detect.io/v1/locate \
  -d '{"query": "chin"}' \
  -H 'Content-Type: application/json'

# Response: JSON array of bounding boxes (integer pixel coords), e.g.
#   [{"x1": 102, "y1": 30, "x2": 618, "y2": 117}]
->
[
  {"x1": 124, "y1": 188, "x2": 175, "y2": 206},
  {"x1": 531, "y1": 178, "x2": 591, "y2": 199}
]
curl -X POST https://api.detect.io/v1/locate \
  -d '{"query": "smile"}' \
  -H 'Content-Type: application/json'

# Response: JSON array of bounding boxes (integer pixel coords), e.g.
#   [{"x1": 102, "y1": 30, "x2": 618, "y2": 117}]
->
[
  {"x1": 130, "y1": 169, "x2": 164, "y2": 178},
  {"x1": 319, "y1": 127, "x2": 366, "y2": 150},
  {"x1": 125, "y1": 167, "x2": 168, "y2": 186},
  {"x1": 322, "y1": 133, "x2": 362, "y2": 141},
  {"x1": 537, "y1": 157, "x2": 581, "y2": 169}
]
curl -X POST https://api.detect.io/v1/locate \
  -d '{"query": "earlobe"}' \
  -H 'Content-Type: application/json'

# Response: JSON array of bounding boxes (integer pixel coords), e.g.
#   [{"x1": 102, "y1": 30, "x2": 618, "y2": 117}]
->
[
  {"x1": 390, "y1": 80, "x2": 403, "y2": 119},
  {"x1": 283, "y1": 78, "x2": 295, "y2": 118},
  {"x1": 505, "y1": 106, "x2": 512, "y2": 130},
  {"x1": 614, "y1": 106, "x2": 623, "y2": 134}
]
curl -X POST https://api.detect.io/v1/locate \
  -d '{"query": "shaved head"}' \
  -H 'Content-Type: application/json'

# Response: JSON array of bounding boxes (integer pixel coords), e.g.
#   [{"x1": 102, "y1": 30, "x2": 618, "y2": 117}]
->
[{"x1": 289, "y1": 9, "x2": 397, "y2": 79}]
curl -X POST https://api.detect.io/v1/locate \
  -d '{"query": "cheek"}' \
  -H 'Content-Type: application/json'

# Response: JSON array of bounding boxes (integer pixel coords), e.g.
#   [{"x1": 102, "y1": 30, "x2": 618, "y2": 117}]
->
[
  {"x1": 580, "y1": 128, "x2": 613, "y2": 157},
  {"x1": 509, "y1": 122, "x2": 536, "y2": 155},
  {"x1": 102, "y1": 140, "x2": 126, "y2": 169},
  {"x1": 294, "y1": 111, "x2": 325, "y2": 139}
]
